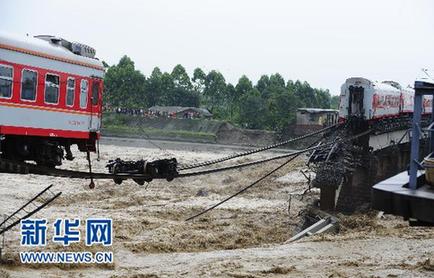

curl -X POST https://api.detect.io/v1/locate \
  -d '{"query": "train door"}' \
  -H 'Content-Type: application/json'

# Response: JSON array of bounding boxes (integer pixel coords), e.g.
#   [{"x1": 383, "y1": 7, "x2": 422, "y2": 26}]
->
[
  {"x1": 348, "y1": 85, "x2": 364, "y2": 117},
  {"x1": 90, "y1": 78, "x2": 102, "y2": 132}
]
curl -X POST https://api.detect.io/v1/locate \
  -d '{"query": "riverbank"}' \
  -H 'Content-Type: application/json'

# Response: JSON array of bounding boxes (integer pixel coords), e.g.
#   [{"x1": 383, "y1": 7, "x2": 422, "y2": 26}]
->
[{"x1": 102, "y1": 113, "x2": 277, "y2": 145}]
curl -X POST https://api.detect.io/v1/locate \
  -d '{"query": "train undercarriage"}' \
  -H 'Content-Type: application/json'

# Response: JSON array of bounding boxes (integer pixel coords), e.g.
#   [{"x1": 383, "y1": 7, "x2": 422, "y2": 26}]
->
[{"x1": 0, "y1": 134, "x2": 97, "y2": 168}]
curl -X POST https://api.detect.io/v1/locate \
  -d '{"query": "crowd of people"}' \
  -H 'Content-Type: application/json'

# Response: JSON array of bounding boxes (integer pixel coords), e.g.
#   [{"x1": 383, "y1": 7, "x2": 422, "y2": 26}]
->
[
  {"x1": 107, "y1": 107, "x2": 199, "y2": 119},
  {"x1": 105, "y1": 105, "x2": 210, "y2": 120},
  {"x1": 114, "y1": 107, "x2": 145, "y2": 116}
]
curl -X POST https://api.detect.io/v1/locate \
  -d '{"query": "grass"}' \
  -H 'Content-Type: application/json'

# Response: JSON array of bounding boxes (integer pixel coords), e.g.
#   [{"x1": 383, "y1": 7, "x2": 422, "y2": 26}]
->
[
  {"x1": 102, "y1": 125, "x2": 216, "y2": 142},
  {"x1": 101, "y1": 112, "x2": 219, "y2": 142}
]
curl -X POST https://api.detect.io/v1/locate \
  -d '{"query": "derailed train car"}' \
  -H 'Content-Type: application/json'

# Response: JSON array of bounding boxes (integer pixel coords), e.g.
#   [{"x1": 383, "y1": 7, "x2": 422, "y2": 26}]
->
[
  {"x1": 339, "y1": 77, "x2": 432, "y2": 128},
  {"x1": 0, "y1": 32, "x2": 104, "y2": 167}
]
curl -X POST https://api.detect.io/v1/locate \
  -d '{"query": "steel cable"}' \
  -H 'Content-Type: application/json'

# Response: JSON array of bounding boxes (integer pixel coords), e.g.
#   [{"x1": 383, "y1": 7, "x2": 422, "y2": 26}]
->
[
  {"x1": 185, "y1": 139, "x2": 321, "y2": 221},
  {"x1": 0, "y1": 129, "x2": 370, "y2": 181},
  {"x1": 178, "y1": 123, "x2": 340, "y2": 171}
]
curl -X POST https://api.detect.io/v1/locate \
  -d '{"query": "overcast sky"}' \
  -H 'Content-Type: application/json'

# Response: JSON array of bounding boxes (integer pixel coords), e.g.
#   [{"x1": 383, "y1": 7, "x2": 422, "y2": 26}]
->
[{"x1": 2, "y1": 0, "x2": 434, "y2": 94}]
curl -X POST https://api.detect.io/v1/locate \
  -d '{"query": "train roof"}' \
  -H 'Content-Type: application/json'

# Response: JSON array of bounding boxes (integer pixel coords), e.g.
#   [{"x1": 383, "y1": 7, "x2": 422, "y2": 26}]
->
[
  {"x1": 344, "y1": 77, "x2": 402, "y2": 92},
  {"x1": 0, "y1": 32, "x2": 104, "y2": 71},
  {"x1": 297, "y1": 108, "x2": 338, "y2": 114},
  {"x1": 374, "y1": 81, "x2": 401, "y2": 91}
]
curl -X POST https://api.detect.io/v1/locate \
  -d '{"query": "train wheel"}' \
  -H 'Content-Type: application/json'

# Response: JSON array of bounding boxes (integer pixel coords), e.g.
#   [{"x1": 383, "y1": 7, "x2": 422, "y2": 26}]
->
[
  {"x1": 113, "y1": 178, "x2": 123, "y2": 185},
  {"x1": 144, "y1": 177, "x2": 153, "y2": 183},
  {"x1": 133, "y1": 179, "x2": 145, "y2": 186},
  {"x1": 112, "y1": 164, "x2": 123, "y2": 185}
]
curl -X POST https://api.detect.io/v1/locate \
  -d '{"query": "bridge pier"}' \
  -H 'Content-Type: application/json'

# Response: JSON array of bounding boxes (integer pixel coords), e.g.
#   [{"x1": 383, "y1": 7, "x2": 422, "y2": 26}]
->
[
  {"x1": 319, "y1": 141, "x2": 424, "y2": 212},
  {"x1": 337, "y1": 145, "x2": 410, "y2": 212}
]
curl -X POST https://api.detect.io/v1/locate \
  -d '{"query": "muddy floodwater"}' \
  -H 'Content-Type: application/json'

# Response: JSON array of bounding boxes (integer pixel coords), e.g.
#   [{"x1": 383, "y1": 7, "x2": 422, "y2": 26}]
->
[{"x1": 0, "y1": 137, "x2": 433, "y2": 277}]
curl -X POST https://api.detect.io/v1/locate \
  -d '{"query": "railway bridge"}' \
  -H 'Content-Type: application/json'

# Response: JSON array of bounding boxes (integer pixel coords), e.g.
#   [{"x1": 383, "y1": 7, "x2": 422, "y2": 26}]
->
[
  {"x1": 316, "y1": 80, "x2": 434, "y2": 226},
  {"x1": 317, "y1": 129, "x2": 423, "y2": 212}
]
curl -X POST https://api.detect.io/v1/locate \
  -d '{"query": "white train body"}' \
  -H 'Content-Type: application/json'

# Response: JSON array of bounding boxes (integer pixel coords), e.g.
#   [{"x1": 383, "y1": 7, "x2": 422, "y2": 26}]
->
[
  {"x1": 400, "y1": 87, "x2": 414, "y2": 113},
  {"x1": 339, "y1": 77, "x2": 431, "y2": 123},
  {"x1": 423, "y1": 95, "x2": 433, "y2": 114}
]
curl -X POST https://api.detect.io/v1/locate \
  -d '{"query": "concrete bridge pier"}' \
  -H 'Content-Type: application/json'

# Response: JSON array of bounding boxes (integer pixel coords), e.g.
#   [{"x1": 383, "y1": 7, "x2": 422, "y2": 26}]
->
[{"x1": 319, "y1": 141, "x2": 423, "y2": 212}]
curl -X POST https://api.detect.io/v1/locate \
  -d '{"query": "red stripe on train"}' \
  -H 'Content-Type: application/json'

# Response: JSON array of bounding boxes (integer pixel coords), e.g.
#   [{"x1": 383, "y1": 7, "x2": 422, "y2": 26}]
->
[{"x1": 0, "y1": 125, "x2": 97, "y2": 139}]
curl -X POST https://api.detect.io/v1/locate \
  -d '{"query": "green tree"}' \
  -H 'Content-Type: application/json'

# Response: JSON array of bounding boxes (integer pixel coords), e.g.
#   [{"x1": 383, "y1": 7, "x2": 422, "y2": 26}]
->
[
  {"x1": 257, "y1": 74, "x2": 286, "y2": 100},
  {"x1": 154, "y1": 65, "x2": 200, "y2": 107},
  {"x1": 159, "y1": 72, "x2": 175, "y2": 105},
  {"x1": 235, "y1": 75, "x2": 253, "y2": 100},
  {"x1": 269, "y1": 73, "x2": 285, "y2": 88},
  {"x1": 171, "y1": 64, "x2": 199, "y2": 106},
  {"x1": 171, "y1": 64, "x2": 192, "y2": 90},
  {"x1": 103, "y1": 57, "x2": 334, "y2": 131},
  {"x1": 203, "y1": 70, "x2": 227, "y2": 113},
  {"x1": 293, "y1": 80, "x2": 317, "y2": 108},
  {"x1": 331, "y1": 95, "x2": 340, "y2": 109},
  {"x1": 146, "y1": 67, "x2": 163, "y2": 107},
  {"x1": 314, "y1": 89, "x2": 332, "y2": 109},
  {"x1": 238, "y1": 89, "x2": 268, "y2": 129},
  {"x1": 225, "y1": 83, "x2": 237, "y2": 120},
  {"x1": 104, "y1": 55, "x2": 147, "y2": 108},
  {"x1": 256, "y1": 75, "x2": 270, "y2": 95},
  {"x1": 267, "y1": 89, "x2": 300, "y2": 130},
  {"x1": 192, "y1": 67, "x2": 207, "y2": 94}
]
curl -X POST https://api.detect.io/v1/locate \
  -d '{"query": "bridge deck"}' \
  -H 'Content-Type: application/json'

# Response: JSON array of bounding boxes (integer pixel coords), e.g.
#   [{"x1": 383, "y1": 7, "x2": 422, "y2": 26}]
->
[{"x1": 372, "y1": 171, "x2": 434, "y2": 223}]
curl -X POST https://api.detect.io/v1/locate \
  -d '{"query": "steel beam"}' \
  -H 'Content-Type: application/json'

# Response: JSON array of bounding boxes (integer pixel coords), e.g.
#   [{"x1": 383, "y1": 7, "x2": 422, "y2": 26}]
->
[
  {"x1": 409, "y1": 91, "x2": 422, "y2": 189},
  {"x1": 410, "y1": 81, "x2": 434, "y2": 189}
]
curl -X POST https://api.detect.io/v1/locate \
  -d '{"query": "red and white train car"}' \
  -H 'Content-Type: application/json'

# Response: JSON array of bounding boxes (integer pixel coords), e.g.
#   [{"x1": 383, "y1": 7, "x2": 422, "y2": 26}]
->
[
  {"x1": 339, "y1": 77, "x2": 432, "y2": 124},
  {"x1": 0, "y1": 32, "x2": 104, "y2": 166}
]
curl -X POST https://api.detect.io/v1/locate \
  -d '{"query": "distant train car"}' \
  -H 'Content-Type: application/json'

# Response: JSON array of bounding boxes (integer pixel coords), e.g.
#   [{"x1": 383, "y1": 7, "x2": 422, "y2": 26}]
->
[
  {"x1": 423, "y1": 95, "x2": 433, "y2": 114},
  {"x1": 339, "y1": 77, "x2": 431, "y2": 128},
  {"x1": 400, "y1": 87, "x2": 414, "y2": 115},
  {"x1": 0, "y1": 32, "x2": 104, "y2": 167},
  {"x1": 339, "y1": 78, "x2": 401, "y2": 121},
  {"x1": 399, "y1": 85, "x2": 431, "y2": 115}
]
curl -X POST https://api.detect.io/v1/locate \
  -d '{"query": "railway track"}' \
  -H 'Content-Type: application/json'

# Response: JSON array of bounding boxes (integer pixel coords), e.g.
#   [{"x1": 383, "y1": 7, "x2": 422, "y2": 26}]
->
[
  {"x1": 0, "y1": 127, "x2": 371, "y2": 184},
  {"x1": 0, "y1": 126, "x2": 371, "y2": 234}
]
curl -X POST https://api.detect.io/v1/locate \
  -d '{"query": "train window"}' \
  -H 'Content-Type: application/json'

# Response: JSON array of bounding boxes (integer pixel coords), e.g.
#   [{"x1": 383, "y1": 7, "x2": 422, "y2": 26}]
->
[
  {"x1": 44, "y1": 74, "x2": 60, "y2": 104},
  {"x1": 66, "y1": 78, "x2": 75, "y2": 106},
  {"x1": 80, "y1": 79, "x2": 88, "y2": 108},
  {"x1": 91, "y1": 81, "x2": 99, "y2": 105},
  {"x1": 21, "y1": 69, "x2": 37, "y2": 101},
  {"x1": 0, "y1": 65, "x2": 13, "y2": 98}
]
